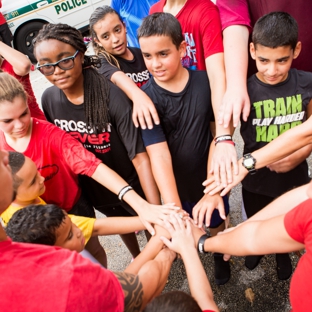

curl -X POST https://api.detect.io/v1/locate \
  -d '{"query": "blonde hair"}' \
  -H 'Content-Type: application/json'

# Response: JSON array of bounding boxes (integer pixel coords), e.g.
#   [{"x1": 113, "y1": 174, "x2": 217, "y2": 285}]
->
[{"x1": 0, "y1": 72, "x2": 27, "y2": 103}]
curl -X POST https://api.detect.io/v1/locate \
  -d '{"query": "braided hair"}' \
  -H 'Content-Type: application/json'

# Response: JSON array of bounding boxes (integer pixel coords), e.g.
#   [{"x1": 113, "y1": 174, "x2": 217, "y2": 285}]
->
[{"x1": 33, "y1": 23, "x2": 110, "y2": 132}]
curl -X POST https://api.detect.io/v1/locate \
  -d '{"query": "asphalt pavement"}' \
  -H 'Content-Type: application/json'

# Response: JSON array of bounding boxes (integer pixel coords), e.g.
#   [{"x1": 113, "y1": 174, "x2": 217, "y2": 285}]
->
[{"x1": 30, "y1": 67, "x2": 309, "y2": 312}]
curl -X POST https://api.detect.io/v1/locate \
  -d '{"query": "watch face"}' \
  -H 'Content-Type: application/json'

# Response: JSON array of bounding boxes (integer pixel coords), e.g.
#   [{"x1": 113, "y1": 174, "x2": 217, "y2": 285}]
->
[{"x1": 244, "y1": 158, "x2": 254, "y2": 168}]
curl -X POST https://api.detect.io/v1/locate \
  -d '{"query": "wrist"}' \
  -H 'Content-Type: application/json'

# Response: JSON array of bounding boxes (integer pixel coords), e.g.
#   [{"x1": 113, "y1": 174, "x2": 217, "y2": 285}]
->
[{"x1": 197, "y1": 233, "x2": 210, "y2": 253}]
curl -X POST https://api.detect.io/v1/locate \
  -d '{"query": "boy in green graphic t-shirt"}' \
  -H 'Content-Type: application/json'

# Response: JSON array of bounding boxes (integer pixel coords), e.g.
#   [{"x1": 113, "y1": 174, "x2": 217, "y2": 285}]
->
[{"x1": 240, "y1": 12, "x2": 312, "y2": 279}]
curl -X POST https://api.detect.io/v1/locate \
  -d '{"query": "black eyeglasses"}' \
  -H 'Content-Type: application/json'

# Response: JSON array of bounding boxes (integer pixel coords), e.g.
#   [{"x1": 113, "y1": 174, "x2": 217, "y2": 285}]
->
[{"x1": 36, "y1": 50, "x2": 79, "y2": 76}]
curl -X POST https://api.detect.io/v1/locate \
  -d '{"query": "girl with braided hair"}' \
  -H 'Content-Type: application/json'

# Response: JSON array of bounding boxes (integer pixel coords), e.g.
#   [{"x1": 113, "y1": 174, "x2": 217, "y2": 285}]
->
[{"x1": 33, "y1": 23, "x2": 175, "y2": 259}]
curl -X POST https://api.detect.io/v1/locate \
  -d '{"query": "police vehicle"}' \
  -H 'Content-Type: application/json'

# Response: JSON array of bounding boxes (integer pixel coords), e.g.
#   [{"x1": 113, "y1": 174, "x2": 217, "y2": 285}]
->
[{"x1": 2, "y1": 0, "x2": 109, "y2": 61}]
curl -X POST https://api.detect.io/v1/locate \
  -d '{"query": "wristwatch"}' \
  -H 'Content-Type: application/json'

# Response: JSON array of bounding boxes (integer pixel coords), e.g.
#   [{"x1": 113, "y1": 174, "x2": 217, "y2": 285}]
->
[
  {"x1": 242, "y1": 153, "x2": 257, "y2": 174},
  {"x1": 197, "y1": 234, "x2": 210, "y2": 254}
]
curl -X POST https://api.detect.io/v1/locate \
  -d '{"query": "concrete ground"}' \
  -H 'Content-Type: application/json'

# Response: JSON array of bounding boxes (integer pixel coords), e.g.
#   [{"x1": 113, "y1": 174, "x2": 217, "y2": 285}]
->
[{"x1": 30, "y1": 67, "x2": 309, "y2": 312}]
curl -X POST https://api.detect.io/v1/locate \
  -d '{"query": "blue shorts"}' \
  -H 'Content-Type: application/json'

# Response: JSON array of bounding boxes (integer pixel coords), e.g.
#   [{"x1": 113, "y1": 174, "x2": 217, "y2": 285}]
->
[{"x1": 182, "y1": 195, "x2": 230, "y2": 228}]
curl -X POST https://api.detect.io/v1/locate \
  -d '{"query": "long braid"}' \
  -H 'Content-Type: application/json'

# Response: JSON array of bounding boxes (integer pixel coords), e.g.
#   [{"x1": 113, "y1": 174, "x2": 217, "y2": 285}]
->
[{"x1": 33, "y1": 23, "x2": 110, "y2": 132}]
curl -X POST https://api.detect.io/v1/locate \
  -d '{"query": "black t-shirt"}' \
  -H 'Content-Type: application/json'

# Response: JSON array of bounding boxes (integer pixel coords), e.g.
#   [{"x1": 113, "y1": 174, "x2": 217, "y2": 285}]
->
[
  {"x1": 141, "y1": 69, "x2": 214, "y2": 203},
  {"x1": 98, "y1": 47, "x2": 150, "y2": 88},
  {"x1": 241, "y1": 69, "x2": 312, "y2": 197},
  {"x1": 42, "y1": 81, "x2": 145, "y2": 209}
]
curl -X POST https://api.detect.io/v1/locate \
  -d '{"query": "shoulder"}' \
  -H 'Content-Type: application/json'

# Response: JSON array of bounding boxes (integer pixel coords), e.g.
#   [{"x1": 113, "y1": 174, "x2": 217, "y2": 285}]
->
[
  {"x1": 42, "y1": 85, "x2": 60, "y2": 98},
  {"x1": 188, "y1": 70, "x2": 210, "y2": 91},
  {"x1": 150, "y1": 0, "x2": 165, "y2": 13},
  {"x1": 284, "y1": 198, "x2": 312, "y2": 242}
]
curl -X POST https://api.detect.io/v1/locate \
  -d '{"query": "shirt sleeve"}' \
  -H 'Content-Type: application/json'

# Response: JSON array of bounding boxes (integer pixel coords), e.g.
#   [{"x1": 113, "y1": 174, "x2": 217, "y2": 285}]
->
[
  {"x1": 98, "y1": 56, "x2": 122, "y2": 80},
  {"x1": 111, "y1": 0, "x2": 123, "y2": 12},
  {"x1": 199, "y1": 3, "x2": 224, "y2": 58},
  {"x1": 141, "y1": 124, "x2": 167, "y2": 147},
  {"x1": 216, "y1": 0, "x2": 252, "y2": 32},
  {"x1": 57, "y1": 128, "x2": 102, "y2": 177},
  {"x1": 284, "y1": 198, "x2": 312, "y2": 244}
]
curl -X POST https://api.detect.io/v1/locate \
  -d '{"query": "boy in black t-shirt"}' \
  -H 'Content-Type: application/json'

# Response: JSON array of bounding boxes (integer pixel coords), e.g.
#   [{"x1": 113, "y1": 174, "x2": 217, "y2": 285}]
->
[
  {"x1": 137, "y1": 12, "x2": 231, "y2": 285},
  {"x1": 240, "y1": 12, "x2": 312, "y2": 279}
]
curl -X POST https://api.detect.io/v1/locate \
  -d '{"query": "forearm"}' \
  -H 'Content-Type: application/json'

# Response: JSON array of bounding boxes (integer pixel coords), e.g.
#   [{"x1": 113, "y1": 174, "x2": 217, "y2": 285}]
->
[
  {"x1": 205, "y1": 215, "x2": 304, "y2": 255},
  {"x1": 111, "y1": 71, "x2": 151, "y2": 108},
  {"x1": 125, "y1": 225, "x2": 168, "y2": 274},
  {"x1": 132, "y1": 152, "x2": 161, "y2": 205},
  {"x1": 205, "y1": 53, "x2": 233, "y2": 136},
  {"x1": 0, "y1": 41, "x2": 31, "y2": 76},
  {"x1": 146, "y1": 143, "x2": 182, "y2": 207},
  {"x1": 223, "y1": 25, "x2": 249, "y2": 93},
  {"x1": 252, "y1": 116, "x2": 312, "y2": 168},
  {"x1": 92, "y1": 163, "x2": 148, "y2": 215},
  {"x1": 246, "y1": 183, "x2": 309, "y2": 222},
  {"x1": 92, "y1": 216, "x2": 145, "y2": 236},
  {"x1": 180, "y1": 247, "x2": 219, "y2": 311}
]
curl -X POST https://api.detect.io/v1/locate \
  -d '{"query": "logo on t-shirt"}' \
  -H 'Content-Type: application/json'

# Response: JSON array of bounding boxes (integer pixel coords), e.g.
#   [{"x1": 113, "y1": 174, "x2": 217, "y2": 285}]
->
[
  {"x1": 252, "y1": 94, "x2": 305, "y2": 142},
  {"x1": 54, "y1": 119, "x2": 112, "y2": 154},
  {"x1": 181, "y1": 32, "x2": 197, "y2": 70}
]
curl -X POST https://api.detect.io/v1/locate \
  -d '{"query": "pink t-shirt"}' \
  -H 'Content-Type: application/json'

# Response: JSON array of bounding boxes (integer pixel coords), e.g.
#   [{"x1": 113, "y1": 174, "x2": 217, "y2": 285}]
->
[
  {"x1": 0, "y1": 238, "x2": 124, "y2": 311},
  {"x1": 0, "y1": 118, "x2": 101, "y2": 211},
  {"x1": 216, "y1": 0, "x2": 312, "y2": 73},
  {"x1": 284, "y1": 198, "x2": 312, "y2": 312},
  {"x1": 150, "y1": 0, "x2": 223, "y2": 70}
]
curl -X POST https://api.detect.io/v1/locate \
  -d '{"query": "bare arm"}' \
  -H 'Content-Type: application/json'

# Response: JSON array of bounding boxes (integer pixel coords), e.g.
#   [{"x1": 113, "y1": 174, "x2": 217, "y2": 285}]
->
[
  {"x1": 267, "y1": 100, "x2": 312, "y2": 172},
  {"x1": 192, "y1": 124, "x2": 226, "y2": 228},
  {"x1": 92, "y1": 216, "x2": 145, "y2": 236},
  {"x1": 145, "y1": 142, "x2": 182, "y2": 208},
  {"x1": 203, "y1": 215, "x2": 304, "y2": 256},
  {"x1": 91, "y1": 163, "x2": 179, "y2": 234},
  {"x1": 204, "y1": 115, "x2": 312, "y2": 196},
  {"x1": 161, "y1": 215, "x2": 219, "y2": 312},
  {"x1": 131, "y1": 152, "x2": 161, "y2": 205},
  {"x1": 110, "y1": 71, "x2": 160, "y2": 129},
  {"x1": 220, "y1": 25, "x2": 250, "y2": 127},
  {"x1": 206, "y1": 53, "x2": 238, "y2": 185},
  {"x1": 0, "y1": 41, "x2": 31, "y2": 76}
]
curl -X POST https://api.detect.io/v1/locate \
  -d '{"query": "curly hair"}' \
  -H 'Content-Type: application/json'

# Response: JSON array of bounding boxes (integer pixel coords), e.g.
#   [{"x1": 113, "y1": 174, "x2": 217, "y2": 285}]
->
[
  {"x1": 33, "y1": 23, "x2": 110, "y2": 132},
  {"x1": 6, "y1": 204, "x2": 66, "y2": 246}
]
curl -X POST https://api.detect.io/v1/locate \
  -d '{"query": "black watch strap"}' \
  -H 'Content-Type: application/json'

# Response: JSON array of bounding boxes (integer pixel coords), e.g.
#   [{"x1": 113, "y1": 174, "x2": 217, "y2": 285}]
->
[{"x1": 198, "y1": 234, "x2": 210, "y2": 254}]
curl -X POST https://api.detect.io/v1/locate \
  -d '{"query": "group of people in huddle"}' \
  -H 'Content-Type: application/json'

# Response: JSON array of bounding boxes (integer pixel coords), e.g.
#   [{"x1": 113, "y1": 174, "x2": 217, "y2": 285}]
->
[{"x1": 0, "y1": 0, "x2": 312, "y2": 311}]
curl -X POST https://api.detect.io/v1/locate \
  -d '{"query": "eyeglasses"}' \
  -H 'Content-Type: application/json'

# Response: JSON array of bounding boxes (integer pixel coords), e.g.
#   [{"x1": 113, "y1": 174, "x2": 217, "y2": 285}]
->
[{"x1": 36, "y1": 50, "x2": 80, "y2": 76}]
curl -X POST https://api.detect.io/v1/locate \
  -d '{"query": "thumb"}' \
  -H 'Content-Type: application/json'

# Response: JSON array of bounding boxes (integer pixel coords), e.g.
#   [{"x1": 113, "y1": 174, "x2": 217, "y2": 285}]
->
[
  {"x1": 143, "y1": 220, "x2": 155, "y2": 236},
  {"x1": 160, "y1": 236, "x2": 172, "y2": 248}
]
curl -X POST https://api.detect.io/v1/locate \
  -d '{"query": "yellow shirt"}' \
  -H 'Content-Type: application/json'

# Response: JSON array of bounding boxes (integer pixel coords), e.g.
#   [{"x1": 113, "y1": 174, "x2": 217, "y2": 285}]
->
[{"x1": 1, "y1": 198, "x2": 95, "y2": 245}]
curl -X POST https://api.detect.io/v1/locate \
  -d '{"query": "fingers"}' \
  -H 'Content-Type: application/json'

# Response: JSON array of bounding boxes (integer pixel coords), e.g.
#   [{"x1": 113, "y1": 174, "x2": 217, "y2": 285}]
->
[
  {"x1": 242, "y1": 102, "x2": 251, "y2": 122},
  {"x1": 132, "y1": 107, "x2": 160, "y2": 130},
  {"x1": 142, "y1": 220, "x2": 155, "y2": 236},
  {"x1": 223, "y1": 254, "x2": 231, "y2": 261},
  {"x1": 160, "y1": 236, "x2": 172, "y2": 249},
  {"x1": 150, "y1": 107, "x2": 160, "y2": 126}
]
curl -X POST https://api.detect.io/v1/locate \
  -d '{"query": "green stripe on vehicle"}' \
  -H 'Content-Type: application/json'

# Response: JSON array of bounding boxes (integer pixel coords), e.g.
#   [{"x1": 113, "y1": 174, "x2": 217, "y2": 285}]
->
[{"x1": 4, "y1": 0, "x2": 60, "y2": 21}]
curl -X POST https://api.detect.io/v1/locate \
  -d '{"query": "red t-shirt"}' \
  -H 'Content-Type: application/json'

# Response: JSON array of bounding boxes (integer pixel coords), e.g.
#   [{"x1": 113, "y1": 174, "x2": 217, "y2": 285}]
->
[
  {"x1": 0, "y1": 238, "x2": 124, "y2": 311},
  {"x1": 284, "y1": 198, "x2": 312, "y2": 312},
  {"x1": 0, "y1": 1, "x2": 6, "y2": 25},
  {"x1": 216, "y1": 0, "x2": 312, "y2": 74},
  {"x1": 150, "y1": 0, "x2": 223, "y2": 70},
  {"x1": 1, "y1": 60, "x2": 46, "y2": 120},
  {"x1": 0, "y1": 118, "x2": 101, "y2": 211}
]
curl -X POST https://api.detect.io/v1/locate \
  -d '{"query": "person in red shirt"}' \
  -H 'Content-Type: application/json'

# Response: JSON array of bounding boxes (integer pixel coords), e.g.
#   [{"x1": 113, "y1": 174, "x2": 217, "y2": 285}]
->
[
  {"x1": 0, "y1": 72, "x2": 179, "y2": 266},
  {"x1": 195, "y1": 181, "x2": 312, "y2": 312},
  {"x1": 0, "y1": 149, "x2": 176, "y2": 312},
  {"x1": 0, "y1": 40, "x2": 46, "y2": 120},
  {"x1": 0, "y1": 1, "x2": 12, "y2": 47}
]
